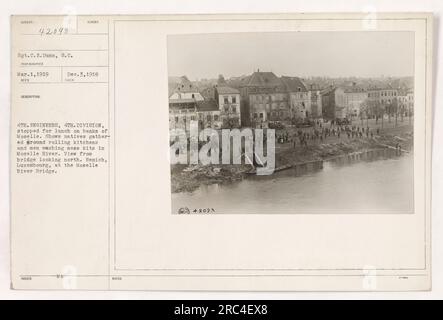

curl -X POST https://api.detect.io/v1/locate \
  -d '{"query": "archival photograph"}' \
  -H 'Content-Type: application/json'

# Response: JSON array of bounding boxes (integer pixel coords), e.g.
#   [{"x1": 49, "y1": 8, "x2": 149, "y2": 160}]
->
[{"x1": 168, "y1": 31, "x2": 415, "y2": 214}]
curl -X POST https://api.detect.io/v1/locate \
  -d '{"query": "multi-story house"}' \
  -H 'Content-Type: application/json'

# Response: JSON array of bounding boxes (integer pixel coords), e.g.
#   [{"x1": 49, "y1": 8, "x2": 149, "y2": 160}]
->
[
  {"x1": 308, "y1": 86, "x2": 323, "y2": 118},
  {"x1": 238, "y1": 71, "x2": 289, "y2": 128},
  {"x1": 215, "y1": 86, "x2": 241, "y2": 128},
  {"x1": 169, "y1": 99, "x2": 198, "y2": 132},
  {"x1": 169, "y1": 76, "x2": 220, "y2": 131},
  {"x1": 281, "y1": 76, "x2": 311, "y2": 119},
  {"x1": 406, "y1": 89, "x2": 414, "y2": 116},
  {"x1": 367, "y1": 84, "x2": 399, "y2": 119},
  {"x1": 320, "y1": 86, "x2": 339, "y2": 120},
  {"x1": 168, "y1": 76, "x2": 204, "y2": 102},
  {"x1": 397, "y1": 88, "x2": 409, "y2": 117},
  {"x1": 335, "y1": 83, "x2": 368, "y2": 119},
  {"x1": 196, "y1": 100, "x2": 222, "y2": 130}
]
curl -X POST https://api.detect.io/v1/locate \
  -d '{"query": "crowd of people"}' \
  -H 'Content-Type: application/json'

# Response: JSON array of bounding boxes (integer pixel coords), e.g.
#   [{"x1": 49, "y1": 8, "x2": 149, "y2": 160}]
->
[{"x1": 275, "y1": 120, "x2": 381, "y2": 148}]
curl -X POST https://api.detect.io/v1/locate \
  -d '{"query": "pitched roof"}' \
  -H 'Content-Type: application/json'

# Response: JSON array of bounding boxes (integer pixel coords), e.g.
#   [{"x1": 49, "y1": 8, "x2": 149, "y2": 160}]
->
[
  {"x1": 367, "y1": 83, "x2": 398, "y2": 91},
  {"x1": 342, "y1": 85, "x2": 366, "y2": 93},
  {"x1": 200, "y1": 86, "x2": 216, "y2": 100},
  {"x1": 226, "y1": 75, "x2": 251, "y2": 88},
  {"x1": 196, "y1": 99, "x2": 219, "y2": 112},
  {"x1": 168, "y1": 75, "x2": 200, "y2": 96},
  {"x1": 320, "y1": 86, "x2": 336, "y2": 95},
  {"x1": 281, "y1": 76, "x2": 308, "y2": 92},
  {"x1": 397, "y1": 87, "x2": 409, "y2": 96},
  {"x1": 169, "y1": 98, "x2": 197, "y2": 104},
  {"x1": 216, "y1": 86, "x2": 240, "y2": 94},
  {"x1": 243, "y1": 71, "x2": 283, "y2": 87}
]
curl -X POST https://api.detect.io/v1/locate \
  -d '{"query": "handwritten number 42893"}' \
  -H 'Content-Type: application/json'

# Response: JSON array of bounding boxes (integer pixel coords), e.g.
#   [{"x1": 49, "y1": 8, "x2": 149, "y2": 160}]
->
[{"x1": 38, "y1": 27, "x2": 69, "y2": 36}]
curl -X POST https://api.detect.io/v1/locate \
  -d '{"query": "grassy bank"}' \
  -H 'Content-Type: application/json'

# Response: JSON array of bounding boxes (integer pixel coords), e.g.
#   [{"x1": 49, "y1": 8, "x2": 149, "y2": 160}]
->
[{"x1": 171, "y1": 125, "x2": 413, "y2": 194}]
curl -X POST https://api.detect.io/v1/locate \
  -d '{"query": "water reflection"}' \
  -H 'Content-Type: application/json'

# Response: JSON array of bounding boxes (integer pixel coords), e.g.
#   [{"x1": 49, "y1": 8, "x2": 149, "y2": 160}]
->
[{"x1": 172, "y1": 148, "x2": 414, "y2": 214}]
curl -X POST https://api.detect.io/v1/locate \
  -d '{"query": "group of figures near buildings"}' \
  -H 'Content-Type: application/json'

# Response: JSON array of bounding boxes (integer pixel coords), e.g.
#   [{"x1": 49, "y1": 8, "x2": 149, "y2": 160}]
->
[{"x1": 168, "y1": 70, "x2": 414, "y2": 131}]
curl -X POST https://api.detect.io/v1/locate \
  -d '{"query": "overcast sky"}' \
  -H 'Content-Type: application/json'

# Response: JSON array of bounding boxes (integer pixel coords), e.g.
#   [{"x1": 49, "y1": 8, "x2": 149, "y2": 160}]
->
[{"x1": 167, "y1": 31, "x2": 414, "y2": 80}]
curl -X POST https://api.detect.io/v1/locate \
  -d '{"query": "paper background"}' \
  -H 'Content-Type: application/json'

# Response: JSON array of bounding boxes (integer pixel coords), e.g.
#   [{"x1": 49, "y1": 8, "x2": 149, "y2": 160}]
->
[{"x1": 1, "y1": 0, "x2": 442, "y2": 299}]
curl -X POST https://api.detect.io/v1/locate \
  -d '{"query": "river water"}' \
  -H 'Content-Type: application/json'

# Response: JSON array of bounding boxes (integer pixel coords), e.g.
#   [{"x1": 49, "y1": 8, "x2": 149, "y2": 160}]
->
[{"x1": 171, "y1": 149, "x2": 414, "y2": 214}]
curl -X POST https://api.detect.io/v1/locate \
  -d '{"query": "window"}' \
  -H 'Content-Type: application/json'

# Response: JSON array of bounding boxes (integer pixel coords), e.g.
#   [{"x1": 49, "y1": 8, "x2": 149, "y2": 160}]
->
[
  {"x1": 191, "y1": 94, "x2": 195, "y2": 99},
  {"x1": 207, "y1": 114, "x2": 211, "y2": 121},
  {"x1": 224, "y1": 106, "x2": 229, "y2": 112},
  {"x1": 191, "y1": 116, "x2": 195, "y2": 120},
  {"x1": 254, "y1": 113, "x2": 258, "y2": 119},
  {"x1": 174, "y1": 116, "x2": 179, "y2": 122},
  {"x1": 214, "y1": 115, "x2": 219, "y2": 121},
  {"x1": 259, "y1": 113, "x2": 264, "y2": 119},
  {"x1": 232, "y1": 106, "x2": 236, "y2": 113},
  {"x1": 224, "y1": 97, "x2": 229, "y2": 104},
  {"x1": 232, "y1": 96, "x2": 236, "y2": 103}
]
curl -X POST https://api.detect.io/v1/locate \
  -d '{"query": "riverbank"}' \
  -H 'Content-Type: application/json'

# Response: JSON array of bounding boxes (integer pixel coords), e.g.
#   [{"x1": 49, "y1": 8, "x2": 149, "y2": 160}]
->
[{"x1": 171, "y1": 125, "x2": 413, "y2": 193}]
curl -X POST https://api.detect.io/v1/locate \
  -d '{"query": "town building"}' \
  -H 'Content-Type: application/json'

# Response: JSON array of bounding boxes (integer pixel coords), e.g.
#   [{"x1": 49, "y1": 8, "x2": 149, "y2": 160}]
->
[
  {"x1": 321, "y1": 83, "x2": 368, "y2": 120},
  {"x1": 169, "y1": 98, "x2": 198, "y2": 132},
  {"x1": 215, "y1": 86, "x2": 241, "y2": 128},
  {"x1": 169, "y1": 98, "x2": 222, "y2": 132},
  {"x1": 335, "y1": 83, "x2": 368, "y2": 119},
  {"x1": 169, "y1": 73, "x2": 411, "y2": 129},
  {"x1": 169, "y1": 75, "x2": 241, "y2": 131},
  {"x1": 169, "y1": 76, "x2": 218, "y2": 131},
  {"x1": 281, "y1": 76, "x2": 310, "y2": 119},
  {"x1": 238, "y1": 71, "x2": 289, "y2": 127},
  {"x1": 168, "y1": 76, "x2": 204, "y2": 102},
  {"x1": 397, "y1": 88, "x2": 409, "y2": 117},
  {"x1": 406, "y1": 89, "x2": 414, "y2": 116},
  {"x1": 196, "y1": 99, "x2": 222, "y2": 129},
  {"x1": 367, "y1": 84, "x2": 399, "y2": 119},
  {"x1": 320, "y1": 86, "x2": 339, "y2": 120},
  {"x1": 307, "y1": 84, "x2": 323, "y2": 118}
]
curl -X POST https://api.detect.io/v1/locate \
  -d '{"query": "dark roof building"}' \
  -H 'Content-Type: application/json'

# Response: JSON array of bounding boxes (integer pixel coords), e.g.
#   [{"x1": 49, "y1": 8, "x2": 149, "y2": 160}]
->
[
  {"x1": 215, "y1": 86, "x2": 240, "y2": 95},
  {"x1": 242, "y1": 71, "x2": 284, "y2": 88},
  {"x1": 200, "y1": 86, "x2": 216, "y2": 100},
  {"x1": 280, "y1": 76, "x2": 308, "y2": 92},
  {"x1": 196, "y1": 99, "x2": 219, "y2": 112},
  {"x1": 341, "y1": 82, "x2": 366, "y2": 93},
  {"x1": 168, "y1": 75, "x2": 199, "y2": 97}
]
